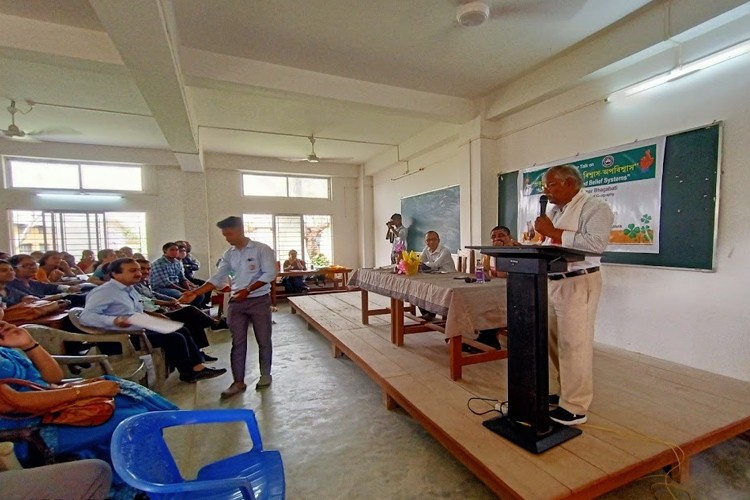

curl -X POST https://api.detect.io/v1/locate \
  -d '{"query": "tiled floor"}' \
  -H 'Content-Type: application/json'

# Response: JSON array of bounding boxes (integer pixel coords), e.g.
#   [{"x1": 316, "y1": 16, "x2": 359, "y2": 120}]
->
[{"x1": 162, "y1": 304, "x2": 750, "y2": 499}]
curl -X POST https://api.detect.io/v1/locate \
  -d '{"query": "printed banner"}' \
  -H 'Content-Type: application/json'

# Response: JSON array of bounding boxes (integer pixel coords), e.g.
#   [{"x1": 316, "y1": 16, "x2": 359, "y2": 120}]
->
[{"x1": 517, "y1": 137, "x2": 665, "y2": 253}]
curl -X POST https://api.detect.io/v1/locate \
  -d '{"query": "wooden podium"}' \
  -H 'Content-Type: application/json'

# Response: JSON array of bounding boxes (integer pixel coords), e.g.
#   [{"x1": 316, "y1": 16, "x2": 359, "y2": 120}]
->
[{"x1": 469, "y1": 245, "x2": 597, "y2": 453}]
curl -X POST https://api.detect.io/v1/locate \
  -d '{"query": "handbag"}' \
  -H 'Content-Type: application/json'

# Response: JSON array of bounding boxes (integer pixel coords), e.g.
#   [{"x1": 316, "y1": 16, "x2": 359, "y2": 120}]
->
[
  {"x1": 1, "y1": 301, "x2": 66, "y2": 323},
  {"x1": 0, "y1": 378, "x2": 115, "y2": 427}
]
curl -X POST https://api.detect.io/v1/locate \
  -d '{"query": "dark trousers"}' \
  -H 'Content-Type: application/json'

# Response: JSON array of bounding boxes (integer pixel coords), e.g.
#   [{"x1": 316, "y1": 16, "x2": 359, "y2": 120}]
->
[
  {"x1": 166, "y1": 305, "x2": 212, "y2": 348},
  {"x1": 226, "y1": 294, "x2": 272, "y2": 382},
  {"x1": 145, "y1": 327, "x2": 203, "y2": 375}
]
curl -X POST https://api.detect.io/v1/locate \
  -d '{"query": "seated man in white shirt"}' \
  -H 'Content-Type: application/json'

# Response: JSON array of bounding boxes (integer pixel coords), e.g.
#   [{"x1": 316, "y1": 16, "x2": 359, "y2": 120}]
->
[
  {"x1": 419, "y1": 231, "x2": 456, "y2": 273},
  {"x1": 418, "y1": 231, "x2": 456, "y2": 321}
]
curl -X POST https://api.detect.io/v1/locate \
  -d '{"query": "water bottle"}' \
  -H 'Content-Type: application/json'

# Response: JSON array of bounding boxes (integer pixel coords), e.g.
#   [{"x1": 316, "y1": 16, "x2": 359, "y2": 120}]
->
[{"x1": 475, "y1": 259, "x2": 485, "y2": 284}]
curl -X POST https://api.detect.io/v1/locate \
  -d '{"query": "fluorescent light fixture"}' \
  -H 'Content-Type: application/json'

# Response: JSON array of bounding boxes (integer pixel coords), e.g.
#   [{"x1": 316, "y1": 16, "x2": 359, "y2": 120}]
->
[
  {"x1": 36, "y1": 193, "x2": 122, "y2": 201},
  {"x1": 607, "y1": 39, "x2": 750, "y2": 102}
]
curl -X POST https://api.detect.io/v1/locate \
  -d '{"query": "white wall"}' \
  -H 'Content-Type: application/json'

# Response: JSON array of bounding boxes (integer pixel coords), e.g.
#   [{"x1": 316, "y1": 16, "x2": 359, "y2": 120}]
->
[
  {"x1": 487, "y1": 52, "x2": 750, "y2": 382},
  {"x1": 371, "y1": 141, "x2": 468, "y2": 265},
  {"x1": 0, "y1": 148, "x2": 360, "y2": 281}
]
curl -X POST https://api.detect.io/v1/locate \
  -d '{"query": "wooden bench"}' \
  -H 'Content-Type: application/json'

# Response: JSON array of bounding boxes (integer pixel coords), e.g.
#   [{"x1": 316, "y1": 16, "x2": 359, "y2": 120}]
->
[{"x1": 271, "y1": 267, "x2": 353, "y2": 305}]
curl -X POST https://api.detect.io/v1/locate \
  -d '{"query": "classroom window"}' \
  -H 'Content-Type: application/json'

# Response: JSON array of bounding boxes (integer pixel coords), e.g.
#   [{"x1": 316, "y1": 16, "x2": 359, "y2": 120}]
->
[
  {"x1": 243, "y1": 213, "x2": 333, "y2": 266},
  {"x1": 7, "y1": 210, "x2": 148, "y2": 256},
  {"x1": 241, "y1": 174, "x2": 330, "y2": 199},
  {"x1": 6, "y1": 158, "x2": 143, "y2": 191}
]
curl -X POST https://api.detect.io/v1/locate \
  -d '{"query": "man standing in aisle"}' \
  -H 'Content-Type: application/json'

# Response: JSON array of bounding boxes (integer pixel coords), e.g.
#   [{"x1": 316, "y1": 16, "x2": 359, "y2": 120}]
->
[
  {"x1": 534, "y1": 164, "x2": 613, "y2": 426},
  {"x1": 179, "y1": 216, "x2": 277, "y2": 398}
]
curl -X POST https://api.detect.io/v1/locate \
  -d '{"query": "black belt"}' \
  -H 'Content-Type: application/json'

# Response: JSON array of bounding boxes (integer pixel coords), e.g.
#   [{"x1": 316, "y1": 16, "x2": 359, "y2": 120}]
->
[{"x1": 548, "y1": 267, "x2": 599, "y2": 281}]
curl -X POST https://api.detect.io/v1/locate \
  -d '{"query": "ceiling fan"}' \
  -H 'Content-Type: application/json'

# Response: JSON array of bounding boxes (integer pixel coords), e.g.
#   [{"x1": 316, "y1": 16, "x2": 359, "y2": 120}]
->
[
  {"x1": 1, "y1": 99, "x2": 80, "y2": 142},
  {"x1": 280, "y1": 134, "x2": 353, "y2": 163},
  {"x1": 1, "y1": 100, "x2": 39, "y2": 141},
  {"x1": 454, "y1": 0, "x2": 586, "y2": 26}
]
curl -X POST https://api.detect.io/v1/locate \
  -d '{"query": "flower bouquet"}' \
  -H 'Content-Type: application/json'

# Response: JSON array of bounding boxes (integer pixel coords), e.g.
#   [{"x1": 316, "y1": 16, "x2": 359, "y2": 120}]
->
[{"x1": 397, "y1": 250, "x2": 421, "y2": 275}]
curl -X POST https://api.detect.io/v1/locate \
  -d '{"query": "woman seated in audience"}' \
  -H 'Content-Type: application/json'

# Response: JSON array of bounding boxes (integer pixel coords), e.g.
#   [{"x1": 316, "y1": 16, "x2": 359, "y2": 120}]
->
[
  {"x1": 0, "y1": 311, "x2": 178, "y2": 498},
  {"x1": 36, "y1": 251, "x2": 74, "y2": 283},
  {"x1": 60, "y1": 252, "x2": 86, "y2": 276},
  {"x1": 77, "y1": 249, "x2": 96, "y2": 274},
  {"x1": 88, "y1": 249, "x2": 117, "y2": 286},
  {"x1": 7, "y1": 254, "x2": 88, "y2": 308},
  {"x1": 0, "y1": 260, "x2": 69, "y2": 322}
]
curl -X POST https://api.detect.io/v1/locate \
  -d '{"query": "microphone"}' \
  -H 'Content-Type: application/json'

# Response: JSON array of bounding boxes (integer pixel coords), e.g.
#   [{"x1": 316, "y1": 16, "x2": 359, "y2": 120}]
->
[{"x1": 539, "y1": 195, "x2": 549, "y2": 217}]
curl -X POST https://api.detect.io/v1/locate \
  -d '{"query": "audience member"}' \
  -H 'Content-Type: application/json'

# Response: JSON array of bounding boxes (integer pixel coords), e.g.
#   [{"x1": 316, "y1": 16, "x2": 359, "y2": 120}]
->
[
  {"x1": 77, "y1": 249, "x2": 96, "y2": 273},
  {"x1": 29, "y1": 251, "x2": 43, "y2": 262},
  {"x1": 79, "y1": 258, "x2": 226, "y2": 383},
  {"x1": 0, "y1": 311, "x2": 178, "y2": 497},
  {"x1": 7, "y1": 254, "x2": 87, "y2": 307},
  {"x1": 179, "y1": 216, "x2": 277, "y2": 398},
  {"x1": 150, "y1": 242, "x2": 206, "y2": 307},
  {"x1": 60, "y1": 252, "x2": 86, "y2": 275},
  {"x1": 281, "y1": 249, "x2": 308, "y2": 293},
  {"x1": 134, "y1": 258, "x2": 225, "y2": 363},
  {"x1": 119, "y1": 246, "x2": 134, "y2": 258},
  {"x1": 175, "y1": 240, "x2": 202, "y2": 284},
  {"x1": 35, "y1": 251, "x2": 67, "y2": 283},
  {"x1": 0, "y1": 260, "x2": 68, "y2": 322},
  {"x1": 1, "y1": 459, "x2": 112, "y2": 500},
  {"x1": 88, "y1": 249, "x2": 117, "y2": 285}
]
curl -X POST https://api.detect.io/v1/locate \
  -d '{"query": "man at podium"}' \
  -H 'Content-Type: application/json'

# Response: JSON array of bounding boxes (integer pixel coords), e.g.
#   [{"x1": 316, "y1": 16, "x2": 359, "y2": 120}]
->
[{"x1": 534, "y1": 165, "x2": 614, "y2": 426}]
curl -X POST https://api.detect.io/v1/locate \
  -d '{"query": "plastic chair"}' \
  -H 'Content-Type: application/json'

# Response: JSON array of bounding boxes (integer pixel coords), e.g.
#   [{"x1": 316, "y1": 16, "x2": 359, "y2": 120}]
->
[
  {"x1": 22, "y1": 324, "x2": 146, "y2": 384},
  {"x1": 68, "y1": 308, "x2": 166, "y2": 391},
  {"x1": 111, "y1": 409, "x2": 285, "y2": 500}
]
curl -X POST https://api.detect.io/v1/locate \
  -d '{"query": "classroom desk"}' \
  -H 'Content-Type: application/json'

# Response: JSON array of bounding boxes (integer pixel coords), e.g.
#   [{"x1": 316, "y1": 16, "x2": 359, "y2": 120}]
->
[{"x1": 348, "y1": 268, "x2": 508, "y2": 379}]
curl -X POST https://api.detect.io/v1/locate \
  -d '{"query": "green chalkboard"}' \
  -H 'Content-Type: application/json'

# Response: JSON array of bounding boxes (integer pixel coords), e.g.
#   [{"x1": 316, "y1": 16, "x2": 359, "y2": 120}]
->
[
  {"x1": 498, "y1": 124, "x2": 720, "y2": 270},
  {"x1": 402, "y1": 185, "x2": 460, "y2": 254}
]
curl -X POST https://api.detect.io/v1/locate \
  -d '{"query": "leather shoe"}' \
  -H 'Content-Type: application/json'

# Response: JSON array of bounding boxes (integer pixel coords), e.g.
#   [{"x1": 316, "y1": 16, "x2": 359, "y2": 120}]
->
[
  {"x1": 202, "y1": 352, "x2": 218, "y2": 363},
  {"x1": 211, "y1": 318, "x2": 229, "y2": 330},
  {"x1": 220, "y1": 382, "x2": 247, "y2": 399},
  {"x1": 180, "y1": 367, "x2": 226, "y2": 382}
]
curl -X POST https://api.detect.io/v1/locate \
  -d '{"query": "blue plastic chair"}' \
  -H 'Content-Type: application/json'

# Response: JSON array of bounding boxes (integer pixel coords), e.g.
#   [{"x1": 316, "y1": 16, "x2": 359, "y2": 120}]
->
[{"x1": 111, "y1": 409, "x2": 285, "y2": 500}]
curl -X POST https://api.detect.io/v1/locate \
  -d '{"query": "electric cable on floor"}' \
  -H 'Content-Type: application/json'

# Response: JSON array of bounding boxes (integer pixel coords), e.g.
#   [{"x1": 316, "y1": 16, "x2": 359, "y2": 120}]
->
[{"x1": 466, "y1": 396, "x2": 507, "y2": 416}]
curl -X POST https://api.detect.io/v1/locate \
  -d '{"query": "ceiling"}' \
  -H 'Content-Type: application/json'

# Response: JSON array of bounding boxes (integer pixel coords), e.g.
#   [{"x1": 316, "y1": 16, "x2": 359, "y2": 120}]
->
[{"x1": 0, "y1": 0, "x2": 745, "y2": 170}]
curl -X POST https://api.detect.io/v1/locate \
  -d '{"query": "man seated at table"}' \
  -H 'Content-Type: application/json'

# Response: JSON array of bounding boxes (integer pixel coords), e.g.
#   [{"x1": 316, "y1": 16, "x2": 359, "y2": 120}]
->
[
  {"x1": 281, "y1": 249, "x2": 309, "y2": 293},
  {"x1": 417, "y1": 231, "x2": 456, "y2": 322},
  {"x1": 79, "y1": 258, "x2": 226, "y2": 383},
  {"x1": 482, "y1": 226, "x2": 522, "y2": 278},
  {"x1": 419, "y1": 231, "x2": 456, "y2": 273},
  {"x1": 471, "y1": 225, "x2": 523, "y2": 351}
]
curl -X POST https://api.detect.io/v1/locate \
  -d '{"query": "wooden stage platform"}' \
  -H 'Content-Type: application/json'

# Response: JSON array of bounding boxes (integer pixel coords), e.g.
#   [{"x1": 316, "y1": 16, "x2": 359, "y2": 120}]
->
[{"x1": 288, "y1": 292, "x2": 750, "y2": 499}]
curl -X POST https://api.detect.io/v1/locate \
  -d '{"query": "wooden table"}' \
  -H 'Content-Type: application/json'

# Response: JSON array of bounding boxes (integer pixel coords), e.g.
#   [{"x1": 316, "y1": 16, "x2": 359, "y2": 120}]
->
[
  {"x1": 271, "y1": 267, "x2": 352, "y2": 305},
  {"x1": 348, "y1": 268, "x2": 508, "y2": 379}
]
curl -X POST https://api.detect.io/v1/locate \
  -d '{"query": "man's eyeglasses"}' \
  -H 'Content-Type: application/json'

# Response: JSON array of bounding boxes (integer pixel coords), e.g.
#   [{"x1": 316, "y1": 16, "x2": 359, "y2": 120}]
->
[
  {"x1": 17, "y1": 263, "x2": 38, "y2": 268},
  {"x1": 542, "y1": 181, "x2": 562, "y2": 190}
]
